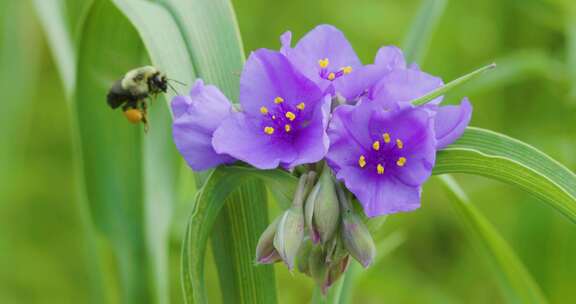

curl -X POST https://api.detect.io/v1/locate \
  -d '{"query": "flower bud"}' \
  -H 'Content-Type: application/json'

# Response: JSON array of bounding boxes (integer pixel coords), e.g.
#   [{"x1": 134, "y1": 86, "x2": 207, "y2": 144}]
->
[
  {"x1": 255, "y1": 216, "x2": 282, "y2": 264},
  {"x1": 296, "y1": 239, "x2": 313, "y2": 276},
  {"x1": 273, "y1": 207, "x2": 304, "y2": 270},
  {"x1": 308, "y1": 245, "x2": 329, "y2": 287},
  {"x1": 322, "y1": 255, "x2": 350, "y2": 294},
  {"x1": 341, "y1": 210, "x2": 376, "y2": 268},
  {"x1": 273, "y1": 173, "x2": 311, "y2": 270},
  {"x1": 304, "y1": 165, "x2": 340, "y2": 244}
]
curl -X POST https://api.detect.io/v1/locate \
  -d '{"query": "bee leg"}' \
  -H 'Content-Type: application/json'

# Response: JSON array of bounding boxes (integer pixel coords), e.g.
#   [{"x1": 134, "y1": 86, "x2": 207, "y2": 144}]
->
[{"x1": 140, "y1": 99, "x2": 150, "y2": 133}]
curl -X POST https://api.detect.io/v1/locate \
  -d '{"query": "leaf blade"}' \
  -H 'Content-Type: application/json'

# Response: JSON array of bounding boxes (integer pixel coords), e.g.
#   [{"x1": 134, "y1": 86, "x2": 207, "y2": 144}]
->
[
  {"x1": 434, "y1": 127, "x2": 576, "y2": 222},
  {"x1": 439, "y1": 175, "x2": 548, "y2": 304}
]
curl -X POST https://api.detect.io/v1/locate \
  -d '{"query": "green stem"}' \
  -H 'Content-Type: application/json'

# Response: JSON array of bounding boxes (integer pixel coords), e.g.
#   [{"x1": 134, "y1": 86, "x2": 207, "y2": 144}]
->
[{"x1": 411, "y1": 63, "x2": 496, "y2": 106}]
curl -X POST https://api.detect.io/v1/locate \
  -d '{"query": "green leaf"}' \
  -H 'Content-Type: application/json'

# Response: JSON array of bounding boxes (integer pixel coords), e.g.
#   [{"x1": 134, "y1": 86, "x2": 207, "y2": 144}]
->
[
  {"x1": 152, "y1": 1, "x2": 278, "y2": 303},
  {"x1": 434, "y1": 127, "x2": 576, "y2": 222},
  {"x1": 401, "y1": 0, "x2": 447, "y2": 64},
  {"x1": 75, "y1": 1, "x2": 181, "y2": 303},
  {"x1": 182, "y1": 167, "x2": 290, "y2": 303},
  {"x1": 439, "y1": 175, "x2": 548, "y2": 304},
  {"x1": 410, "y1": 63, "x2": 496, "y2": 106},
  {"x1": 32, "y1": 0, "x2": 91, "y2": 97}
]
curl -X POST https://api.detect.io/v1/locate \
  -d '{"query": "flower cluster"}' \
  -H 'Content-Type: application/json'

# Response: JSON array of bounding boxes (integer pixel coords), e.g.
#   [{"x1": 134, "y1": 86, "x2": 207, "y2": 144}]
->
[{"x1": 172, "y1": 24, "x2": 472, "y2": 291}]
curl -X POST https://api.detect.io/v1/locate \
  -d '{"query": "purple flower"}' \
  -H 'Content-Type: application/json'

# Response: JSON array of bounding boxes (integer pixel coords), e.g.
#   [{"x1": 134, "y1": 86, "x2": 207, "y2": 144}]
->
[
  {"x1": 367, "y1": 46, "x2": 472, "y2": 149},
  {"x1": 171, "y1": 79, "x2": 237, "y2": 171},
  {"x1": 326, "y1": 102, "x2": 437, "y2": 217},
  {"x1": 280, "y1": 25, "x2": 367, "y2": 100},
  {"x1": 212, "y1": 49, "x2": 331, "y2": 169}
]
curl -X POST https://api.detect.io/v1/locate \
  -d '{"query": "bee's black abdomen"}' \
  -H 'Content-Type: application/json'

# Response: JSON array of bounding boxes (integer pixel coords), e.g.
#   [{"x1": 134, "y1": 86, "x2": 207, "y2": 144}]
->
[{"x1": 107, "y1": 79, "x2": 131, "y2": 109}]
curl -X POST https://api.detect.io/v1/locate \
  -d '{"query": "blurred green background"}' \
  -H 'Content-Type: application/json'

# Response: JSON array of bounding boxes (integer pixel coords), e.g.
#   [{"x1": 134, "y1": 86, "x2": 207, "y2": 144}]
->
[{"x1": 2, "y1": 0, "x2": 576, "y2": 303}]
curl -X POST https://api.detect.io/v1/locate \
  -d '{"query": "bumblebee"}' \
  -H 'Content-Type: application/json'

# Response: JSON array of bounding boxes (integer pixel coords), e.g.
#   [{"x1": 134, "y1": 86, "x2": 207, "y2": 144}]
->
[{"x1": 107, "y1": 66, "x2": 168, "y2": 131}]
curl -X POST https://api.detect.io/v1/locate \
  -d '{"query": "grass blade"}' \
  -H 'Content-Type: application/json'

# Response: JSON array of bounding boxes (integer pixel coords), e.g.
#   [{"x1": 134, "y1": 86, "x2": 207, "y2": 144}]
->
[
  {"x1": 410, "y1": 63, "x2": 496, "y2": 105},
  {"x1": 75, "y1": 1, "x2": 182, "y2": 302},
  {"x1": 182, "y1": 167, "x2": 288, "y2": 303},
  {"x1": 439, "y1": 175, "x2": 548, "y2": 303},
  {"x1": 434, "y1": 127, "x2": 576, "y2": 222},
  {"x1": 31, "y1": 0, "x2": 85, "y2": 97},
  {"x1": 401, "y1": 0, "x2": 447, "y2": 64}
]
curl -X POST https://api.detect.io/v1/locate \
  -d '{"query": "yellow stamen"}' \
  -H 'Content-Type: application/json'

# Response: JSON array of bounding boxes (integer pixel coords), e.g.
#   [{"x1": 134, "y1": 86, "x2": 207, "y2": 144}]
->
[
  {"x1": 358, "y1": 155, "x2": 366, "y2": 168},
  {"x1": 284, "y1": 124, "x2": 291, "y2": 132},
  {"x1": 396, "y1": 139, "x2": 404, "y2": 149},
  {"x1": 341, "y1": 66, "x2": 353, "y2": 74},
  {"x1": 328, "y1": 72, "x2": 336, "y2": 80},
  {"x1": 372, "y1": 140, "x2": 380, "y2": 151},
  {"x1": 296, "y1": 102, "x2": 306, "y2": 110},
  {"x1": 377, "y1": 163, "x2": 385, "y2": 175},
  {"x1": 274, "y1": 97, "x2": 284, "y2": 104},
  {"x1": 260, "y1": 106, "x2": 268, "y2": 114},
  {"x1": 396, "y1": 157, "x2": 407, "y2": 167},
  {"x1": 383, "y1": 133, "x2": 391, "y2": 143},
  {"x1": 285, "y1": 111, "x2": 296, "y2": 121},
  {"x1": 264, "y1": 127, "x2": 275, "y2": 135},
  {"x1": 318, "y1": 58, "x2": 329, "y2": 68}
]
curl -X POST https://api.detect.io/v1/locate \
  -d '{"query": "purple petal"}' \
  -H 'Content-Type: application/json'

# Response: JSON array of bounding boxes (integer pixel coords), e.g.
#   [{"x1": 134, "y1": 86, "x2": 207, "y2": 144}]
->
[
  {"x1": 335, "y1": 166, "x2": 422, "y2": 217},
  {"x1": 370, "y1": 68, "x2": 444, "y2": 108},
  {"x1": 433, "y1": 98, "x2": 473, "y2": 149},
  {"x1": 240, "y1": 49, "x2": 322, "y2": 115},
  {"x1": 367, "y1": 105, "x2": 437, "y2": 186},
  {"x1": 335, "y1": 64, "x2": 383, "y2": 101},
  {"x1": 361, "y1": 178, "x2": 422, "y2": 217},
  {"x1": 172, "y1": 79, "x2": 236, "y2": 171},
  {"x1": 280, "y1": 31, "x2": 292, "y2": 55},
  {"x1": 212, "y1": 112, "x2": 297, "y2": 169},
  {"x1": 289, "y1": 95, "x2": 331, "y2": 167},
  {"x1": 374, "y1": 46, "x2": 406, "y2": 70},
  {"x1": 286, "y1": 24, "x2": 361, "y2": 92}
]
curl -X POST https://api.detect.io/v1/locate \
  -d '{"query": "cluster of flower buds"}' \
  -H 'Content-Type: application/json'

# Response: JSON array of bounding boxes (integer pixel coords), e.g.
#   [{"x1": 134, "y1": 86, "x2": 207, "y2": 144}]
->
[{"x1": 255, "y1": 164, "x2": 376, "y2": 293}]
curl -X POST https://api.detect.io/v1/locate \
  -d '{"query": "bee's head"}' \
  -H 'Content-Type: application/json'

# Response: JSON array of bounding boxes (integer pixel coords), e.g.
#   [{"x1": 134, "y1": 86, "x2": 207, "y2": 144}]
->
[{"x1": 149, "y1": 72, "x2": 168, "y2": 94}]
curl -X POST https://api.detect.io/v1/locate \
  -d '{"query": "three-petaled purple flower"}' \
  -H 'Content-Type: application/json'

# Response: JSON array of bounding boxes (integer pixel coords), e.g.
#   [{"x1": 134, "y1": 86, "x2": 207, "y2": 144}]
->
[
  {"x1": 326, "y1": 102, "x2": 437, "y2": 217},
  {"x1": 212, "y1": 49, "x2": 331, "y2": 169}
]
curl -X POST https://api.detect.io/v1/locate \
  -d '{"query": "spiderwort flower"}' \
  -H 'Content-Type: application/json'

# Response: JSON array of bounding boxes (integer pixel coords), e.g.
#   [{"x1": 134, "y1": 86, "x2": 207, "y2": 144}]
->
[
  {"x1": 280, "y1": 25, "x2": 368, "y2": 100},
  {"x1": 326, "y1": 102, "x2": 437, "y2": 217},
  {"x1": 171, "y1": 79, "x2": 236, "y2": 171},
  {"x1": 366, "y1": 46, "x2": 473, "y2": 147},
  {"x1": 212, "y1": 49, "x2": 331, "y2": 169}
]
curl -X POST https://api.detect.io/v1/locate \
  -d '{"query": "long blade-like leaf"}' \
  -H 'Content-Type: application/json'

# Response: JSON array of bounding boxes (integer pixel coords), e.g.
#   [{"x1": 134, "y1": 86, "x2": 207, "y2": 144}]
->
[
  {"x1": 439, "y1": 175, "x2": 548, "y2": 303},
  {"x1": 182, "y1": 167, "x2": 289, "y2": 303},
  {"x1": 401, "y1": 0, "x2": 447, "y2": 64},
  {"x1": 155, "y1": 1, "x2": 278, "y2": 302},
  {"x1": 435, "y1": 127, "x2": 576, "y2": 222},
  {"x1": 75, "y1": 1, "x2": 181, "y2": 303}
]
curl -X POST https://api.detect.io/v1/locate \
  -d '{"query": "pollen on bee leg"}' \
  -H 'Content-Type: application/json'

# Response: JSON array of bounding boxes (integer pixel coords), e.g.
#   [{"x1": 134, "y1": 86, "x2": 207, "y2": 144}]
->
[
  {"x1": 274, "y1": 97, "x2": 284, "y2": 104},
  {"x1": 296, "y1": 102, "x2": 305, "y2": 110},
  {"x1": 358, "y1": 155, "x2": 366, "y2": 168},
  {"x1": 382, "y1": 133, "x2": 391, "y2": 143},
  {"x1": 285, "y1": 111, "x2": 296, "y2": 121},
  {"x1": 318, "y1": 58, "x2": 329, "y2": 68},
  {"x1": 124, "y1": 108, "x2": 143, "y2": 124},
  {"x1": 284, "y1": 124, "x2": 291, "y2": 132},
  {"x1": 260, "y1": 106, "x2": 269, "y2": 114},
  {"x1": 396, "y1": 139, "x2": 404, "y2": 149},
  {"x1": 396, "y1": 157, "x2": 407, "y2": 167},
  {"x1": 377, "y1": 163, "x2": 385, "y2": 174},
  {"x1": 328, "y1": 72, "x2": 336, "y2": 80},
  {"x1": 264, "y1": 126, "x2": 275, "y2": 135},
  {"x1": 372, "y1": 140, "x2": 380, "y2": 151}
]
